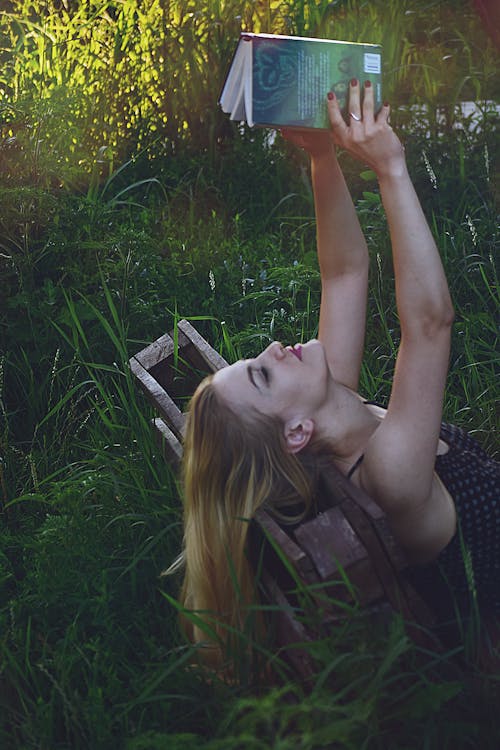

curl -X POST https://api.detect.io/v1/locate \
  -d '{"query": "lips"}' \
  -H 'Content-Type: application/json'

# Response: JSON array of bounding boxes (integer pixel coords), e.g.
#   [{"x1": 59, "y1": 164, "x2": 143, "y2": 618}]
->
[{"x1": 291, "y1": 345, "x2": 302, "y2": 361}]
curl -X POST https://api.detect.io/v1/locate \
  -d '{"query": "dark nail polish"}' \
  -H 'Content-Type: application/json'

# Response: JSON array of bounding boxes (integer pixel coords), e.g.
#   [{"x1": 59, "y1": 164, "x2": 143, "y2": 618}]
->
[
  {"x1": 364, "y1": 80, "x2": 371, "y2": 88},
  {"x1": 384, "y1": 101, "x2": 390, "y2": 107},
  {"x1": 351, "y1": 78, "x2": 358, "y2": 87},
  {"x1": 327, "y1": 91, "x2": 335, "y2": 100}
]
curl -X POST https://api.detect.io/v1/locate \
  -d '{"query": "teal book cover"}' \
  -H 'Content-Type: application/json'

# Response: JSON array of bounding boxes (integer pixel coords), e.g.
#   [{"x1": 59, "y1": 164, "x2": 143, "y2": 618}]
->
[{"x1": 221, "y1": 33, "x2": 383, "y2": 130}]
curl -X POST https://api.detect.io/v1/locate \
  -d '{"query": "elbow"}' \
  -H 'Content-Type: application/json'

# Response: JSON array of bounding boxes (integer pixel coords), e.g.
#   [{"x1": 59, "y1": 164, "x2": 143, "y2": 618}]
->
[
  {"x1": 422, "y1": 303, "x2": 455, "y2": 339},
  {"x1": 439, "y1": 295, "x2": 455, "y2": 329},
  {"x1": 404, "y1": 300, "x2": 455, "y2": 341},
  {"x1": 434, "y1": 296, "x2": 455, "y2": 329},
  {"x1": 428, "y1": 288, "x2": 455, "y2": 331}
]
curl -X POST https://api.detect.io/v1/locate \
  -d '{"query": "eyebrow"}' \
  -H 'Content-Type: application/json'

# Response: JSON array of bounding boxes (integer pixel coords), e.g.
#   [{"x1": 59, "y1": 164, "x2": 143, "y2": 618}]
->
[{"x1": 247, "y1": 364, "x2": 259, "y2": 391}]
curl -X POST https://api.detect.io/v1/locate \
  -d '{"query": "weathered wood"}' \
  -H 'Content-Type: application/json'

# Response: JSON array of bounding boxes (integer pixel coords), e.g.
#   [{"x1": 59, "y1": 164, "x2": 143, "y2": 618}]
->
[
  {"x1": 344, "y1": 498, "x2": 412, "y2": 611},
  {"x1": 294, "y1": 507, "x2": 385, "y2": 607},
  {"x1": 340, "y1": 498, "x2": 437, "y2": 631},
  {"x1": 322, "y1": 466, "x2": 385, "y2": 520},
  {"x1": 254, "y1": 508, "x2": 319, "y2": 586},
  {"x1": 134, "y1": 333, "x2": 175, "y2": 371},
  {"x1": 259, "y1": 569, "x2": 315, "y2": 681},
  {"x1": 295, "y1": 507, "x2": 366, "y2": 578},
  {"x1": 129, "y1": 357, "x2": 186, "y2": 439},
  {"x1": 178, "y1": 319, "x2": 229, "y2": 371},
  {"x1": 372, "y1": 516, "x2": 408, "y2": 571},
  {"x1": 153, "y1": 417, "x2": 183, "y2": 465}
]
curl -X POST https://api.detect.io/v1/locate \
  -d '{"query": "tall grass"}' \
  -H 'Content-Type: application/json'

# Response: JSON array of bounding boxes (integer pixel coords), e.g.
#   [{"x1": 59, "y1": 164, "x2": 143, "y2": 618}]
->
[
  {"x1": 1, "y1": 0, "x2": 498, "y2": 186},
  {"x1": 2, "y1": 147, "x2": 497, "y2": 748}
]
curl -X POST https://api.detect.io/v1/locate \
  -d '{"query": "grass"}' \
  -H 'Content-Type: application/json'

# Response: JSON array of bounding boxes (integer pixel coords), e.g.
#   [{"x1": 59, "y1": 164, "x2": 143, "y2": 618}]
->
[{"x1": 0, "y1": 0, "x2": 499, "y2": 747}]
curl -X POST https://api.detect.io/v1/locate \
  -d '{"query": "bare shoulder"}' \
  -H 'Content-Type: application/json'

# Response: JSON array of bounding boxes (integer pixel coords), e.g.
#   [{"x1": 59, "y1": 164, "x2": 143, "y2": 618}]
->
[
  {"x1": 364, "y1": 403, "x2": 449, "y2": 455},
  {"x1": 351, "y1": 405, "x2": 457, "y2": 562},
  {"x1": 350, "y1": 457, "x2": 456, "y2": 563}
]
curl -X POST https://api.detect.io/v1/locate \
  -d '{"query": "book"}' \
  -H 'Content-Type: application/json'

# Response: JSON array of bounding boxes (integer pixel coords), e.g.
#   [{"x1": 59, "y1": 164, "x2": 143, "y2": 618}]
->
[{"x1": 219, "y1": 32, "x2": 383, "y2": 130}]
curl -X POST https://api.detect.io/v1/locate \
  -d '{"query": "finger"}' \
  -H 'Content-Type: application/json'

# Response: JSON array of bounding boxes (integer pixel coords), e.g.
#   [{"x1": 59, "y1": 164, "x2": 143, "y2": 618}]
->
[
  {"x1": 348, "y1": 78, "x2": 361, "y2": 121},
  {"x1": 327, "y1": 91, "x2": 348, "y2": 138},
  {"x1": 376, "y1": 101, "x2": 391, "y2": 124},
  {"x1": 362, "y1": 80, "x2": 374, "y2": 125}
]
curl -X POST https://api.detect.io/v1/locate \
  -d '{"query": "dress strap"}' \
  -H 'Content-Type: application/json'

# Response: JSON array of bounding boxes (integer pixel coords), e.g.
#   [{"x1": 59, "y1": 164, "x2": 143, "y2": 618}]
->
[{"x1": 347, "y1": 454, "x2": 364, "y2": 479}]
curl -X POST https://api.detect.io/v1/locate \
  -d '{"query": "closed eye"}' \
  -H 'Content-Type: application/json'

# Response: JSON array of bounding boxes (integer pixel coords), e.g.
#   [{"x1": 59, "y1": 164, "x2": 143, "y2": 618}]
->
[{"x1": 247, "y1": 364, "x2": 270, "y2": 390}]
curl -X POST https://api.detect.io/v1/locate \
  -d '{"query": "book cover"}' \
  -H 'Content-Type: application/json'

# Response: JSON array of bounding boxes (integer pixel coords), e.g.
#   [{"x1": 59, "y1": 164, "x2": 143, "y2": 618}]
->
[{"x1": 220, "y1": 32, "x2": 383, "y2": 130}]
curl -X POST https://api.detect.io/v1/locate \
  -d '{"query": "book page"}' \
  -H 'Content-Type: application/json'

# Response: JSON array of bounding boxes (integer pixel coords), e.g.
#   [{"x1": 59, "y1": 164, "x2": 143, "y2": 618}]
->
[
  {"x1": 220, "y1": 41, "x2": 246, "y2": 111},
  {"x1": 229, "y1": 39, "x2": 252, "y2": 122}
]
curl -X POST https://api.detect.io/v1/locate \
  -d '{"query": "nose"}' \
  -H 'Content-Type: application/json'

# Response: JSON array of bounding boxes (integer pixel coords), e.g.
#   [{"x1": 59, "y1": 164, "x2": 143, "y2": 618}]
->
[
  {"x1": 255, "y1": 341, "x2": 286, "y2": 364},
  {"x1": 258, "y1": 341, "x2": 285, "y2": 362}
]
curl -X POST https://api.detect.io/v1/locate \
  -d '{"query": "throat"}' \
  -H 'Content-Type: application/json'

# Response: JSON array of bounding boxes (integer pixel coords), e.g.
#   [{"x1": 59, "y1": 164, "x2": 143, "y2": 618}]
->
[{"x1": 317, "y1": 394, "x2": 381, "y2": 474}]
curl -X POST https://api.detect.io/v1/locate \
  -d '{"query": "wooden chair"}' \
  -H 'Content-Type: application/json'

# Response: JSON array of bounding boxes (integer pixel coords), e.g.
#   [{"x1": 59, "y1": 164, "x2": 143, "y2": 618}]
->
[{"x1": 130, "y1": 319, "x2": 439, "y2": 679}]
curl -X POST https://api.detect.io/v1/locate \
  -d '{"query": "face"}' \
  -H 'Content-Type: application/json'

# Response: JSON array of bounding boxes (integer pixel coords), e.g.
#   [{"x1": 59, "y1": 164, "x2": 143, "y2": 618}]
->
[{"x1": 212, "y1": 339, "x2": 331, "y2": 426}]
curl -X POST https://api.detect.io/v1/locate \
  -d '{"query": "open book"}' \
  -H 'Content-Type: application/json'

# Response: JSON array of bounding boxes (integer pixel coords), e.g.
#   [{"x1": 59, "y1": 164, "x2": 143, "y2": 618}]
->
[{"x1": 220, "y1": 32, "x2": 383, "y2": 130}]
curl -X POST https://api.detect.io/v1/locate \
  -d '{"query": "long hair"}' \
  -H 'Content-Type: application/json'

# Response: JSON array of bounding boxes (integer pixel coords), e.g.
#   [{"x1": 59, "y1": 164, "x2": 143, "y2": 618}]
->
[{"x1": 174, "y1": 374, "x2": 335, "y2": 667}]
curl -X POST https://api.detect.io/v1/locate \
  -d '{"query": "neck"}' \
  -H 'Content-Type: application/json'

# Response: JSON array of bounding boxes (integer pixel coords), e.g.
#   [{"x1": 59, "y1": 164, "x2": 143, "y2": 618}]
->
[{"x1": 313, "y1": 382, "x2": 380, "y2": 470}]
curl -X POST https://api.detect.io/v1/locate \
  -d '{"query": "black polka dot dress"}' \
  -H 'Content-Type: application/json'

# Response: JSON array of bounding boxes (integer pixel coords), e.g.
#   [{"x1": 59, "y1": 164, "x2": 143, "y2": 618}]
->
[{"x1": 405, "y1": 422, "x2": 500, "y2": 625}]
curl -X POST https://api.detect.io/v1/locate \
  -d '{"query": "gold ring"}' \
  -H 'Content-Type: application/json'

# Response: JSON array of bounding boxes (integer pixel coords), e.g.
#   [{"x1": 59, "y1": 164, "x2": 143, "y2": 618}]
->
[{"x1": 349, "y1": 112, "x2": 362, "y2": 121}]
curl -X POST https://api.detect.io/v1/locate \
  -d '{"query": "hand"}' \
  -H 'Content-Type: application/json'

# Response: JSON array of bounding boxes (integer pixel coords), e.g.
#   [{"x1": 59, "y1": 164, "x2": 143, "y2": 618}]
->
[
  {"x1": 327, "y1": 80, "x2": 406, "y2": 179},
  {"x1": 280, "y1": 127, "x2": 335, "y2": 160}
]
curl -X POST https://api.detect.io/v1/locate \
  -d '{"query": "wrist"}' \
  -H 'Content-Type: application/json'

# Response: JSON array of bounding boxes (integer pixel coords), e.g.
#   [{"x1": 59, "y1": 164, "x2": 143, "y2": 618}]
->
[
  {"x1": 376, "y1": 158, "x2": 409, "y2": 183},
  {"x1": 310, "y1": 141, "x2": 337, "y2": 163},
  {"x1": 310, "y1": 147, "x2": 339, "y2": 173}
]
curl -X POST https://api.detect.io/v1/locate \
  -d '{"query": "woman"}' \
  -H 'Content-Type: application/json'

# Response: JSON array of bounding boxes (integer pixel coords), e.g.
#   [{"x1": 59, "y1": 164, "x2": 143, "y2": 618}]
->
[{"x1": 174, "y1": 81, "x2": 499, "y2": 667}]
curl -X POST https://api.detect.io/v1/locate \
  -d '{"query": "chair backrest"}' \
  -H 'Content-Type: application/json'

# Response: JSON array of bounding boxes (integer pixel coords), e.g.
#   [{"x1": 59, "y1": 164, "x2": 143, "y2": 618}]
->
[{"x1": 130, "y1": 320, "x2": 439, "y2": 679}]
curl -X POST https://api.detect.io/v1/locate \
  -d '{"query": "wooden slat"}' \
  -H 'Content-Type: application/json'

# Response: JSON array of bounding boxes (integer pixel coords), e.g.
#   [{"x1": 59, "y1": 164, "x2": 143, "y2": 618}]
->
[
  {"x1": 254, "y1": 509, "x2": 319, "y2": 585},
  {"x1": 294, "y1": 506, "x2": 367, "y2": 579},
  {"x1": 259, "y1": 569, "x2": 315, "y2": 681},
  {"x1": 293, "y1": 507, "x2": 386, "y2": 607},
  {"x1": 339, "y1": 497, "x2": 406, "y2": 611},
  {"x1": 341, "y1": 497, "x2": 436, "y2": 628},
  {"x1": 153, "y1": 417, "x2": 183, "y2": 465},
  {"x1": 178, "y1": 319, "x2": 229, "y2": 371},
  {"x1": 372, "y1": 516, "x2": 408, "y2": 571},
  {"x1": 345, "y1": 559, "x2": 385, "y2": 605},
  {"x1": 132, "y1": 332, "x2": 175, "y2": 371},
  {"x1": 129, "y1": 358, "x2": 185, "y2": 439},
  {"x1": 323, "y1": 466, "x2": 385, "y2": 520}
]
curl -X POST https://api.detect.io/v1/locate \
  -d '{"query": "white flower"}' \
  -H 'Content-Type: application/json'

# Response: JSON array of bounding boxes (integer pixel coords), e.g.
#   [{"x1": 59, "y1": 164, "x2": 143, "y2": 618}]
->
[{"x1": 208, "y1": 270, "x2": 216, "y2": 292}]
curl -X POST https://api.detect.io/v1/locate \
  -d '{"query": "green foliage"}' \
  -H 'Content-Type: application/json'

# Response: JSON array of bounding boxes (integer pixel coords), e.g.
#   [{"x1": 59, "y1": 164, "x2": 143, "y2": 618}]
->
[
  {"x1": 0, "y1": 1, "x2": 499, "y2": 748},
  {"x1": 1, "y1": 0, "x2": 498, "y2": 192}
]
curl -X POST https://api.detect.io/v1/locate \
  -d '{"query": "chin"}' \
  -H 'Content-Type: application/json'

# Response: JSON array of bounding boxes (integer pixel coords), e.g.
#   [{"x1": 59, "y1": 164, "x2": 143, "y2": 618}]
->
[
  {"x1": 304, "y1": 338, "x2": 325, "y2": 359},
  {"x1": 304, "y1": 339, "x2": 329, "y2": 377},
  {"x1": 303, "y1": 337, "x2": 321, "y2": 350}
]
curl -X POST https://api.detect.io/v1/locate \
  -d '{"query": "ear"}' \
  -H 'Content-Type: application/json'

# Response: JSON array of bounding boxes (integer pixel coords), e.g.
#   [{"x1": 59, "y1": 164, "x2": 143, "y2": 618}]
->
[{"x1": 284, "y1": 418, "x2": 314, "y2": 454}]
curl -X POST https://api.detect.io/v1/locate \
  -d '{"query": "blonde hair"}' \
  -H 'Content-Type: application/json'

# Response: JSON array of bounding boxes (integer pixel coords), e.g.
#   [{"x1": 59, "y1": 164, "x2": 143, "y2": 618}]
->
[{"x1": 175, "y1": 374, "x2": 334, "y2": 668}]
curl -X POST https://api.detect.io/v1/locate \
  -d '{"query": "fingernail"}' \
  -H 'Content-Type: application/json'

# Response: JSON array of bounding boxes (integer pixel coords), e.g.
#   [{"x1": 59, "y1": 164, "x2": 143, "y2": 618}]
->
[
  {"x1": 364, "y1": 80, "x2": 371, "y2": 88},
  {"x1": 350, "y1": 78, "x2": 358, "y2": 87},
  {"x1": 327, "y1": 91, "x2": 335, "y2": 100},
  {"x1": 384, "y1": 101, "x2": 390, "y2": 107}
]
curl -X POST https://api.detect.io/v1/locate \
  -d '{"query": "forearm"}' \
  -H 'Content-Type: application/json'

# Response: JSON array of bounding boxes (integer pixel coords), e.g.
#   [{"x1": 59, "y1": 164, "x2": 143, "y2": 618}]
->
[
  {"x1": 311, "y1": 150, "x2": 369, "y2": 279},
  {"x1": 325, "y1": 83, "x2": 453, "y2": 334},
  {"x1": 378, "y1": 166, "x2": 454, "y2": 334}
]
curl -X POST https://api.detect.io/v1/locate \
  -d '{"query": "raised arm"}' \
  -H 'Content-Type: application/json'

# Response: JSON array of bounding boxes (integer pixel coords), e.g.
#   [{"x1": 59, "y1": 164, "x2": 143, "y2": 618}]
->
[
  {"x1": 282, "y1": 129, "x2": 369, "y2": 391},
  {"x1": 327, "y1": 82, "x2": 455, "y2": 557}
]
